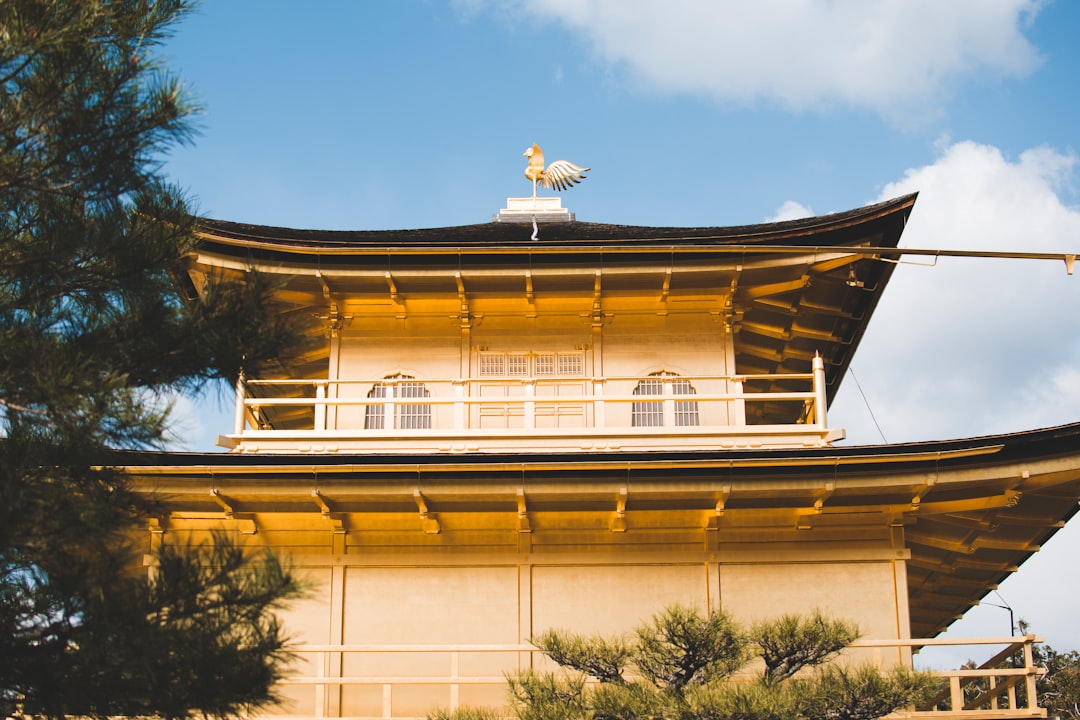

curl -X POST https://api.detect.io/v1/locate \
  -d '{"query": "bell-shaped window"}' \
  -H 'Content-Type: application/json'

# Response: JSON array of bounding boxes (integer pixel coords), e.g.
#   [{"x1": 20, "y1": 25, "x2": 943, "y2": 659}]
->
[
  {"x1": 365, "y1": 374, "x2": 432, "y2": 430},
  {"x1": 631, "y1": 372, "x2": 699, "y2": 427}
]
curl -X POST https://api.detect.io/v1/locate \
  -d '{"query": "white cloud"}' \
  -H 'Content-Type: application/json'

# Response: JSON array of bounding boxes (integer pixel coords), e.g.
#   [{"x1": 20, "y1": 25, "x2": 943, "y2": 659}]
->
[
  {"x1": 830, "y1": 140, "x2": 1080, "y2": 444},
  {"x1": 765, "y1": 200, "x2": 814, "y2": 222},
  {"x1": 468, "y1": 0, "x2": 1044, "y2": 120},
  {"x1": 824, "y1": 142, "x2": 1080, "y2": 657}
]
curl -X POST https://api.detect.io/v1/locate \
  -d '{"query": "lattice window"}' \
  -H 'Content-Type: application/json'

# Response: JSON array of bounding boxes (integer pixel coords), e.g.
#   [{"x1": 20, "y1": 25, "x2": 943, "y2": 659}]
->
[
  {"x1": 481, "y1": 351, "x2": 584, "y2": 377},
  {"x1": 395, "y1": 379, "x2": 432, "y2": 429},
  {"x1": 631, "y1": 377, "x2": 665, "y2": 427},
  {"x1": 533, "y1": 353, "x2": 556, "y2": 376},
  {"x1": 631, "y1": 372, "x2": 699, "y2": 427},
  {"x1": 557, "y1": 352, "x2": 584, "y2": 376},
  {"x1": 365, "y1": 374, "x2": 431, "y2": 430},
  {"x1": 672, "y1": 378, "x2": 699, "y2": 427},
  {"x1": 506, "y1": 353, "x2": 530, "y2": 376},
  {"x1": 478, "y1": 353, "x2": 505, "y2": 377},
  {"x1": 364, "y1": 383, "x2": 386, "y2": 430}
]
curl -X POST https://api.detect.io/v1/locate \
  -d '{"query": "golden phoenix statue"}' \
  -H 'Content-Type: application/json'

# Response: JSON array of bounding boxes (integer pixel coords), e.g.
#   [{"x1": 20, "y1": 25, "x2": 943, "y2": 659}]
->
[{"x1": 524, "y1": 144, "x2": 589, "y2": 198}]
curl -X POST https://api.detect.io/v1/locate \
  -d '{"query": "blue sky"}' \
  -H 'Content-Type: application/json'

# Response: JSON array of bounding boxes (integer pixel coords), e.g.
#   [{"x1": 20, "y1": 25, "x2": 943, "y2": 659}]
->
[{"x1": 160, "y1": 1, "x2": 1080, "y2": 661}]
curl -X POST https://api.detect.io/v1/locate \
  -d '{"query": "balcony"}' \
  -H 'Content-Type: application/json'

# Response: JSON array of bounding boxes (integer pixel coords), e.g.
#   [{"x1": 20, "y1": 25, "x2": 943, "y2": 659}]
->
[{"x1": 221, "y1": 358, "x2": 843, "y2": 454}]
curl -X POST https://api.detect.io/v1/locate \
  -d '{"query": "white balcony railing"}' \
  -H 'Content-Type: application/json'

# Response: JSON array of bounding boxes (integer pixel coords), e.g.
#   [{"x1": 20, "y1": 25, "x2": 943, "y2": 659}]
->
[
  {"x1": 272, "y1": 634, "x2": 1045, "y2": 720},
  {"x1": 224, "y1": 357, "x2": 843, "y2": 452}
]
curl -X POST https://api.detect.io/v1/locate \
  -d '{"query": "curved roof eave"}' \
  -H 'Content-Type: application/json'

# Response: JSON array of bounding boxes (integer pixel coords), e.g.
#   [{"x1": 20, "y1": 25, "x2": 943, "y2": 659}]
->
[
  {"x1": 112, "y1": 418, "x2": 1080, "y2": 471},
  {"x1": 118, "y1": 420, "x2": 1080, "y2": 639},
  {"x1": 191, "y1": 192, "x2": 918, "y2": 256}
]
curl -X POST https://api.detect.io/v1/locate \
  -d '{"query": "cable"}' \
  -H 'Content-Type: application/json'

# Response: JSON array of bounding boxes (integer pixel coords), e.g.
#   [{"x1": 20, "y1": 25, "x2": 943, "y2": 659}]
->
[{"x1": 849, "y1": 367, "x2": 888, "y2": 444}]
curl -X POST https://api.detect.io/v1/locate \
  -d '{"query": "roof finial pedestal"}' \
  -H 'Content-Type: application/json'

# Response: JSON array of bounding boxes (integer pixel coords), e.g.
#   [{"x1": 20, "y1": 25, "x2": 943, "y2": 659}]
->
[{"x1": 494, "y1": 196, "x2": 575, "y2": 223}]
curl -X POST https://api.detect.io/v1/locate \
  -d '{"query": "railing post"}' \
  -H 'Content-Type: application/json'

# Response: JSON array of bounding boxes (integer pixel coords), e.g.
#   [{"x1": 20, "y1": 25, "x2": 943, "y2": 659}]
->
[
  {"x1": 1024, "y1": 637, "x2": 1039, "y2": 710},
  {"x1": 524, "y1": 380, "x2": 535, "y2": 429},
  {"x1": 813, "y1": 352, "x2": 828, "y2": 428},
  {"x1": 386, "y1": 382, "x2": 396, "y2": 430},
  {"x1": 233, "y1": 370, "x2": 247, "y2": 435},
  {"x1": 450, "y1": 651, "x2": 460, "y2": 710},
  {"x1": 453, "y1": 380, "x2": 467, "y2": 430},
  {"x1": 315, "y1": 649, "x2": 327, "y2": 717},
  {"x1": 949, "y1": 676, "x2": 963, "y2": 713},
  {"x1": 314, "y1": 381, "x2": 327, "y2": 432},
  {"x1": 663, "y1": 378, "x2": 675, "y2": 428},
  {"x1": 593, "y1": 378, "x2": 605, "y2": 429},
  {"x1": 732, "y1": 376, "x2": 747, "y2": 426}
]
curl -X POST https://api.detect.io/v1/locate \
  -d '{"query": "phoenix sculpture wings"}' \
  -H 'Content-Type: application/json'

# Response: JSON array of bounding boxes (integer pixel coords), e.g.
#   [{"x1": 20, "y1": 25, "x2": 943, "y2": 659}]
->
[{"x1": 524, "y1": 144, "x2": 589, "y2": 198}]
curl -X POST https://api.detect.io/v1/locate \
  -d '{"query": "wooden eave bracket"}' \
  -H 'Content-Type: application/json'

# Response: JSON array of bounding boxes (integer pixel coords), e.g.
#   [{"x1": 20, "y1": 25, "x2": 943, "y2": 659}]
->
[
  {"x1": 211, "y1": 489, "x2": 257, "y2": 534},
  {"x1": 414, "y1": 489, "x2": 441, "y2": 534},
  {"x1": 659, "y1": 267, "x2": 672, "y2": 302},
  {"x1": 907, "y1": 490, "x2": 1021, "y2": 517},
  {"x1": 799, "y1": 504, "x2": 825, "y2": 528},
  {"x1": 706, "y1": 484, "x2": 732, "y2": 529},
  {"x1": 906, "y1": 554, "x2": 1019, "y2": 573},
  {"x1": 742, "y1": 273, "x2": 811, "y2": 300},
  {"x1": 316, "y1": 309, "x2": 353, "y2": 338},
  {"x1": 312, "y1": 489, "x2": 347, "y2": 534},
  {"x1": 385, "y1": 271, "x2": 407, "y2": 318},
  {"x1": 706, "y1": 485, "x2": 731, "y2": 535},
  {"x1": 911, "y1": 476, "x2": 937, "y2": 510},
  {"x1": 906, "y1": 528, "x2": 1038, "y2": 555},
  {"x1": 452, "y1": 272, "x2": 480, "y2": 328},
  {"x1": 211, "y1": 488, "x2": 234, "y2": 518},
  {"x1": 315, "y1": 270, "x2": 353, "y2": 335},
  {"x1": 582, "y1": 271, "x2": 609, "y2": 328},
  {"x1": 517, "y1": 488, "x2": 531, "y2": 533},
  {"x1": 813, "y1": 482, "x2": 835, "y2": 513},
  {"x1": 144, "y1": 516, "x2": 167, "y2": 567},
  {"x1": 524, "y1": 270, "x2": 535, "y2": 312},
  {"x1": 610, "y1": 487, "x2": 628, "y2": 533}
]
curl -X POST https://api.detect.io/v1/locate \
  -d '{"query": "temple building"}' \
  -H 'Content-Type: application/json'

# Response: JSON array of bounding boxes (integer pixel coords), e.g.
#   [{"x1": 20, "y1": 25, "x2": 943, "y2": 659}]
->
[{"x1": 122, "y1": 190, "x2": 1080, "y2": 719}]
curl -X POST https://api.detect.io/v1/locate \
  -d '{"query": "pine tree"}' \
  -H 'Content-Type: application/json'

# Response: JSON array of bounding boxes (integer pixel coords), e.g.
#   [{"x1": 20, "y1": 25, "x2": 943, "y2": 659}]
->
[
  {"x1": 1038, "y1": 644, "x2": 1080, "y2": 719},
  {"x1": 1, "y1": 1, "x2": 311, "y2": 716},
  {"x1": 439, "y1": 605, "x2": 937, "y2": 720},
  {"x1": 1015, "y1": 622, "x2": 1080, "y2": 719}
]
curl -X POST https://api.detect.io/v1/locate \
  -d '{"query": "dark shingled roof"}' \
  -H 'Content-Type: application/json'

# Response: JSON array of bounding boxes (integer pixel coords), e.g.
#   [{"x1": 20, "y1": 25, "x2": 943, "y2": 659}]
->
[{"x1": 195, "y1": 193, "x2": 919, "y2": 251}]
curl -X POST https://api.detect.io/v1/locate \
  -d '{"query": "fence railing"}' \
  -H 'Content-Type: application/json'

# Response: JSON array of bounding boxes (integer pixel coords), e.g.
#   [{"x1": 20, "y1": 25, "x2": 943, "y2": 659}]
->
[
  {"x1": 229, "y1": 357, "x2": 832, "y2": 448},
  {"x1": 271, "y1": 634, "x2": 1045, "y2": 720}
]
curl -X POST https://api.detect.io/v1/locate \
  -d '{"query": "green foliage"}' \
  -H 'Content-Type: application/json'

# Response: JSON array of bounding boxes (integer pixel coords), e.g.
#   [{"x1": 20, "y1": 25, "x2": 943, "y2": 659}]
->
[
  {"x1": 535, "y1": 629, "x2": 633, "y2": 685},
  {"x1": 3, "y1": 531, "x2": 305, "y2": 719},
  {"x1": 1040, "y1": 645, "x2": 1080, "y2": 720},
  {"x1": 589, "y1": 681, "x2": 665, "y2": 720},
  {"x1": 961, "y1": 622, "x2": 1080, "y2": 717},
  {"x1": 1021, "y1": 625, "x2": 1080, "y2": 719},
  {"x1": 752, "y1": 610, "x2": 860, "y2": 685},
  {"x1": 683, "y1": 679, "x2": 804, "y2": 720},
  {"x1": 435, "y1": 605, "x2": 937, "y2": 720},
  {"x1": 508, "y1": 669, "x2": 589, "y2": 720},
  {"x1": 1, "y1": 0, "x2": 311, "y2": 457},
  {"x1": 1, "y1": 0, "x2": 311, "y2": 716},
  {"x1": 802, "y1": 664, "x2": 938, "y2": 720},
  {"x1": 429, "y1": 707, "x2": 507, "y2": 720},
  {"x1": 634, "y1": 605, "x2": 749, "y2": 692}
]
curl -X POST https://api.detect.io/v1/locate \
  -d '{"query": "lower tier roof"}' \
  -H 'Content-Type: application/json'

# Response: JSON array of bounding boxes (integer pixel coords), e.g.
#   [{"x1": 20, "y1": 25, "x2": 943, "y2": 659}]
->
[{"x1": 119, "y1": 421, "x2": 1080, "y2": 638}]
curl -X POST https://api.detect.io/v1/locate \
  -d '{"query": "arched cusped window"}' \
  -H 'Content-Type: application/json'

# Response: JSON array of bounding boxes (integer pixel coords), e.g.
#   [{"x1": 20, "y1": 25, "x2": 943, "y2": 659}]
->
[
  {"x1": 365, "y1": 374, "x2": 432, "y2": 430},
  {"x1": 631, "y1": 372, "x2": 699, "y2": 427}
]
